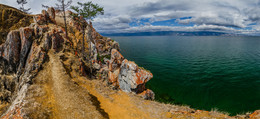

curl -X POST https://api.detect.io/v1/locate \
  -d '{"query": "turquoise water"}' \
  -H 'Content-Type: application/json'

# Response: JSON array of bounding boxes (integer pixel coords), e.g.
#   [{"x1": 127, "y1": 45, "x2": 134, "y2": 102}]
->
[{"x1": 110, "y1": 36, "x2": 260, "y2": 115}]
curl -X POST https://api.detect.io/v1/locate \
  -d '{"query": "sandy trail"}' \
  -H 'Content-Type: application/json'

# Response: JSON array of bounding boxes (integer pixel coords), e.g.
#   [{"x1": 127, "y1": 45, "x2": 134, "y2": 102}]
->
[
  {"x1": 21, "y1": 51, "x2": 234, "y2": 119},
  {"x1": 47, "y1": 51, "x2": 107, "y2": 119}
]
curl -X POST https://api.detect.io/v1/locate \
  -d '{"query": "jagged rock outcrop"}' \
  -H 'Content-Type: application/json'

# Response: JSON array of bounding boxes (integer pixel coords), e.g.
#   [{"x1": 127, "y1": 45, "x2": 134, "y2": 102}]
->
[
  {"x1": 139, "y1": 89, "x2": 155, "y2": 100},
  {"x1": 0, "y1": 4, "x2": 33, "y2": 44},
  {"x1": 0, "y1": 4, "x2": 259, "y2": 118},
  {"x1": 109, "y1": 49, "x2": 124, "y2": 71},
  {"x1": 18, "y1": 27, "x2": 34, "y2": 70},
  {"x1": 0, "y1": 7, "x2": 65, "y2": 117},
  {"x1": 250, "y1": 110, "x2": 260, "y2": 118},
  {"x1": 1, "y1": 30, "x2": 21, "y2": 72},
  {"x1": 50, "y1": 29, "x2": 64, "y2": 52},
  {"x1": 34, "y1": 10, "x2": 51, "y2": 25},
  {"x1": 47, "y1": 7, "x2": 55, "y2": 21},
  {"x1": 118, "y1": 59, "x2": 153, "y2": 93}
]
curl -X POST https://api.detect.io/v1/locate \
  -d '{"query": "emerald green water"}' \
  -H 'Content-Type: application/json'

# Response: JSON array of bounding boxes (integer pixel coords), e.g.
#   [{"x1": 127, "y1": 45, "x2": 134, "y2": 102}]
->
[{"x1": 111, "y1": 36, "x2": 260, "y2": 115}]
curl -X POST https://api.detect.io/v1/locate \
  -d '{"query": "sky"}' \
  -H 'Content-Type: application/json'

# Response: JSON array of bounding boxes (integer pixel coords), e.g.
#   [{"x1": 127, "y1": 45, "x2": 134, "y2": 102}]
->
[{"x1": 1, "y1": 0, "x2": 260, "y2": 35}]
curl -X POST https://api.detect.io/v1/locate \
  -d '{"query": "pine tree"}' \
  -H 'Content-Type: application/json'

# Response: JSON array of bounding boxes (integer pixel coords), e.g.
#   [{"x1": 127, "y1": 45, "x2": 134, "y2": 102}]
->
[
  {"x1": 71, "y1": 2, "x2": 104, "y2": 74},
  {"x1": 42, "y1": 0, "x2": 72, "y2": 37},
  {"x1": 17, "y1": 0, "x2": 31, "y2": 13}
]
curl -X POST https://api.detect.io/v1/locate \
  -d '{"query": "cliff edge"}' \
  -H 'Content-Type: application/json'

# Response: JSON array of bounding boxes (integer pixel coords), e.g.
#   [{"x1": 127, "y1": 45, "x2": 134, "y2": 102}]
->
[
  {"x1": 0, "y1": 4, "x2": 259, "y2": 119},
  {"x1": 0, "y1": 4, "x2": 33, "y2": 44}
]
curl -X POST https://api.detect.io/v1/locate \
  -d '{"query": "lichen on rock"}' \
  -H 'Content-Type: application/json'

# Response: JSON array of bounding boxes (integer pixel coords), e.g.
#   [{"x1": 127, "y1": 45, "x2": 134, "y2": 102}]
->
[
  {"x1": 118, "y1": 59, "x2": 153, "y2": 93},
  {"x1": 0, "y1": 4, "x2": 33, "y2": 44},
  {"x1": 1, "y1": 4, "x2": 257, "y2": 119}
]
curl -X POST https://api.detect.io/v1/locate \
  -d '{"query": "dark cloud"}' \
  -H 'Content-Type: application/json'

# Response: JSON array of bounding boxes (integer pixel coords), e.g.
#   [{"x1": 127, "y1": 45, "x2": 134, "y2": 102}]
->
[{"x1": 130, "y1": 1, "x2": 191, "y2": 16}]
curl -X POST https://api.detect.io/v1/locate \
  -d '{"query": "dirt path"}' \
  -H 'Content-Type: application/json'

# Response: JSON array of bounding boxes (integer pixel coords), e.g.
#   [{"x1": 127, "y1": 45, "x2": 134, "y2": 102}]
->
[
  {"x1": 47, "y1": 51, "x2": 107, "y2": 119},
  {"x1": 20, "y1": 51, "x2": 238, "y2": 119}
]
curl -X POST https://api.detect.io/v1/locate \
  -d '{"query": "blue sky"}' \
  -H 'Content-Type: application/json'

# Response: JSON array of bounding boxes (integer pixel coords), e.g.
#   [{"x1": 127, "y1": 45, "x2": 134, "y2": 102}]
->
[{"x1": 1, "y1": 0, "x2": 260, "y2": 35}]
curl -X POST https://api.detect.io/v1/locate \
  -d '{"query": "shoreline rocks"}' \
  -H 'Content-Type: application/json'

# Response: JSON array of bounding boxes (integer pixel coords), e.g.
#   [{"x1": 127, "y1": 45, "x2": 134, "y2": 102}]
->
[
  {"x1": 118, "y1": 59, "x2": 153, "y2": 94},
  {"x1": 0, "y1": 4, "x2": 259, "y2": 118}
]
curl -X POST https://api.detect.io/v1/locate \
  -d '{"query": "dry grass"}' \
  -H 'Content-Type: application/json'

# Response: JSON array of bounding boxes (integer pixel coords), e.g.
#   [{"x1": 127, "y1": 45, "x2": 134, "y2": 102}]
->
[{"x1": 0, "y1": 101, "x2": 9, "y2": 115}]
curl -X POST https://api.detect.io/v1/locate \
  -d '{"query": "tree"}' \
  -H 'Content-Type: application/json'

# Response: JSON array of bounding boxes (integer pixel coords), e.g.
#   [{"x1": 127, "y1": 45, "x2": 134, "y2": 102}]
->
[
  {"x1": 71, "y1": 1, "x2": 104, "y2": 74},
  {"x1": 17, "y1": 0, "x2": 31, "y2": 13},
  {"x1": 42, "y1": 0, "x2": 72, "y2": 37}
]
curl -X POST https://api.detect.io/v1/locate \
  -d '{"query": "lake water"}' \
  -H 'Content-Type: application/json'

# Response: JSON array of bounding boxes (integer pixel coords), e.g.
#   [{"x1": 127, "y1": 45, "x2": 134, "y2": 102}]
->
[{"x1": 110, "y1": 36, "x2": 260, "y2": 115}]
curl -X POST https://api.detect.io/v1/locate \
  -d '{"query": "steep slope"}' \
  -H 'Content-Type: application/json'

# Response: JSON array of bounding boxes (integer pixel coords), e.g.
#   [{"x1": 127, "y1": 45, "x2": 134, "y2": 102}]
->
[
  {"x1": 14, "y1": 51, "x2": 107, "y2": 119},
  {"x1": 0, "y1": 4, "x2": 33, "y2": 44},
  {"x1": 0, "y1": 4, "x2": 259, "y2": 119},
  {"x1": 48, "y1": 51, "x2": 106, "y2": 119},
  {"x1": 0, "y1": 5, "x2": 155, "y2": 118}
]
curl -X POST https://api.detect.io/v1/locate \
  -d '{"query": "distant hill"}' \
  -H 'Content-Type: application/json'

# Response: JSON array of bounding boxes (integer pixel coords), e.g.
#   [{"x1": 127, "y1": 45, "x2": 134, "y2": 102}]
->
[{"x1": 101, "y1": 31, "x2": 242, "y2": 36}]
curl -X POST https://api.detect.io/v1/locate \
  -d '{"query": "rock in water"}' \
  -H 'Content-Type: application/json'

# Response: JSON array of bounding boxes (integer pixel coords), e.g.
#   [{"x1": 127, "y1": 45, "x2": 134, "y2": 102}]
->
[{"x1": 139, "y1": 89, "x2": 155, "y2": 100}]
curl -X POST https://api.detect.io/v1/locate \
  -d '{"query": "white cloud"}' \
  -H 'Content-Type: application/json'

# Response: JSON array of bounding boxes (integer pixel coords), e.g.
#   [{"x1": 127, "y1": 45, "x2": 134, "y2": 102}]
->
[{"x1": 1, "y1": 0, "x2": 260, "y2": 35}]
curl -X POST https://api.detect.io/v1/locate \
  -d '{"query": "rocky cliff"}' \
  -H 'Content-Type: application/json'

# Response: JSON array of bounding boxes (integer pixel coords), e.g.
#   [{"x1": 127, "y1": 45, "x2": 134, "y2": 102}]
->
[
  {"x1": 0, "y1": 4, "x2": 259, "y2": 119},
  {"x1": 0, "y1": 4, "x2": 33, "y2": 44},
  {"x1": 0, "y1": 4, "x2": 155, "y2": 118}
]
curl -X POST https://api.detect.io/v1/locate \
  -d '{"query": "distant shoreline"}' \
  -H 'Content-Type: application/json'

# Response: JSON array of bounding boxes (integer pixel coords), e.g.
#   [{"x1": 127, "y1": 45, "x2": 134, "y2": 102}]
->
[{"x1": 101, "y1": 31, "x2": 251, "y2": 36}]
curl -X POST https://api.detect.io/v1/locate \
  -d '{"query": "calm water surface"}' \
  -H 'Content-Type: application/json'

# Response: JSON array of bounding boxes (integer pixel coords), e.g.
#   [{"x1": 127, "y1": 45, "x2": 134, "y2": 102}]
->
[{"x1": 110, "y1": 36, "x2": 260, "y2": 115}]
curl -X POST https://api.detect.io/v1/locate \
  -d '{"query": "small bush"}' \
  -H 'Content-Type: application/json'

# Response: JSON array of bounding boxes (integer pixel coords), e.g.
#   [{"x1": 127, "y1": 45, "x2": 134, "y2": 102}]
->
[{"x1": 97, "y1": 53, "x2": 111, "y2": 63}]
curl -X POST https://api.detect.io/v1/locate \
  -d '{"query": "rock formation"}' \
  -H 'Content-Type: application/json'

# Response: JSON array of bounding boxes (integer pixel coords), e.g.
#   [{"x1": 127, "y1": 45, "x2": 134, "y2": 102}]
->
[
  {"x1": 0, "y1": 4, "x2": 259, "y2": 119},
  {"x1": 0, "y1": 4, "x2": 33, "y2": 44},
  {"x1": 0, "y1": 4, "x2": 156, "y2": 118}
]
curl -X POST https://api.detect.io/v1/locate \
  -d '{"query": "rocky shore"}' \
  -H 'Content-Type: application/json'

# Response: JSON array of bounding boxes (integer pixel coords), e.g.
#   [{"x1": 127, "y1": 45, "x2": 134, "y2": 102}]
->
[{"x1": 0, "y1": 4, "x2": 259, "y2": 118}]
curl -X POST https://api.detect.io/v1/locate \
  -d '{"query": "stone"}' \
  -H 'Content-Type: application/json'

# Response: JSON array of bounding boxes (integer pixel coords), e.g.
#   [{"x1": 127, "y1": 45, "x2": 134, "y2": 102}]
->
[
  {"x1": 109, "y1": 49, "x2": 124, "y2": 71},
  {"x1": 19, "y1": 27, "x2": 34, "y2": 69},
  {"x1": 118, "y1": 59, "x2": 153, "y2": 93},
  {"x1": 42, "y1": 10, "x2": 49, "y2": 21},
  {"x1": 108, "y1": 69, "x2": 120, "y2": 86},
  {"x1": 107, "y1": 38, "x2": 112, "y2": 42},
  {"x1": 93, "y1": 63, "x2": 101, "y2": 70},
  {"x1": 111, "y1": 41, "x2": 120, "y2": 51},
  {"x1": 99, "y1": 66, "x2": 109, "y2": 80},
  {"x1": 51, "y1": 31, "x2": 64, "y2": 52},
  {"x1": 91, "y1": 42, "x2": 98, "y2": 62},
  {"x1": 2, "y1": 30, "x2": 21, "y2": 68},
  {"x1": 33, "y1": 25, "x2": 49, "y2": 37},
  {"x1": 0, "y1": 4, "x2": 32, "y2": 44},
  {"x1": 79, "y1": 59, "x2": 87, "y2": 76},
  {"x1": 33, "y1": 14, "x2": 46, "y2": 25},
  {"x1": 29, "y1": 23, "x2": 36, "y2": 28},
  {"x1": 34, "y1": 25, "x2": 41, "y2": 37},
  {"x1": 138, "y1": 89, "x2": 155, "y2": 100},
  {"x1": 103, "y1": 58, "x2": 110, "y2": 65},
  {"x1": 55, "y1": 10, "x2": 78, "y2": 29},
  {"x1": 25, "y1": 43, "x2": 47, "y2": 75},
  {"x1": 111, "y1": 49, "x2": 124, "y2": 64},
  {"x1": 47, "y1": 7, "x2": 55, "y2": 20},
  {"x1": 33, "y1": 10, "x2": 53, "y2": 25},
  {"x1": 43, "y1": 33, "x2": 52, "y2": 51},
  {"x1": 249, "y1": 110, "x2": 260, "y2": 118}
]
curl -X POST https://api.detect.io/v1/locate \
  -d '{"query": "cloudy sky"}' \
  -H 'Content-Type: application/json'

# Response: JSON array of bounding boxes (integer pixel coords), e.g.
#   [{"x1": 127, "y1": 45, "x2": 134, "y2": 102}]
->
[{"x1": 1, "y1": 0, "x2": 260, "y2": 35}]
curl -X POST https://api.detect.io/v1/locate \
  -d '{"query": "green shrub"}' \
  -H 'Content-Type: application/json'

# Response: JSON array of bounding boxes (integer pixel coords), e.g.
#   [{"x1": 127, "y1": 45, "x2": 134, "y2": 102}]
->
[{"x1": 97, "y1": 53, "x2": 111, "y2": 63}]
